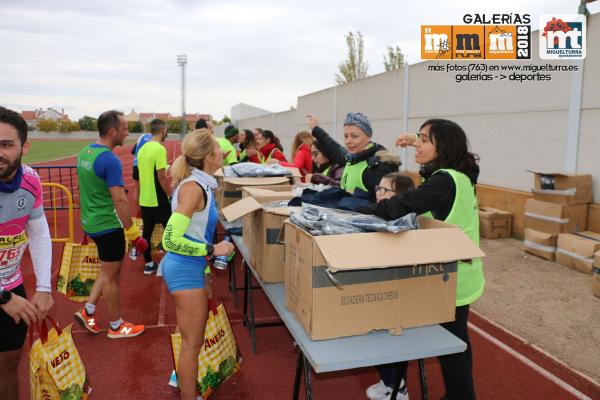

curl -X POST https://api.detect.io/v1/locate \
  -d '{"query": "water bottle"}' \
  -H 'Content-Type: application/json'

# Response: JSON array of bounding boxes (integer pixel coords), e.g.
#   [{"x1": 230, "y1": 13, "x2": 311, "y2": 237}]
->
[{"x1": 213, "y1": 236, "x2": 232, "y2": 270}]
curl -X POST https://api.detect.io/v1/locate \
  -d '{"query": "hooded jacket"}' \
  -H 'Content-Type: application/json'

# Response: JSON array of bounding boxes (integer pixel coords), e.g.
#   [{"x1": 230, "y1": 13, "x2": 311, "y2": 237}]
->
[{"x1": 311, "y1": 126, "x2": 400, "y2": 198}]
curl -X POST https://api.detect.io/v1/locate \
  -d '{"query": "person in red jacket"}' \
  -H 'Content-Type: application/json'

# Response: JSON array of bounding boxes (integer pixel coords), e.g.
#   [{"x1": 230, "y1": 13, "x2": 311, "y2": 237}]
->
[
  {"x1": 253, "y1": 130, "x2": 287, "y2": 163},
  {"x1": 280, "y1": 131, "x2": 313, "y2": 181}
]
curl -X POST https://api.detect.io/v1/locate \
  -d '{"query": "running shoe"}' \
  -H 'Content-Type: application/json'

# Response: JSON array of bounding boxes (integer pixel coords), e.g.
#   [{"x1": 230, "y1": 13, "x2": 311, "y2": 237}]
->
[
  {"x1": 74, "y1": 308, "x2": 101, "y2": 334},
  {"x1": 107, "y1": 320, "x2": 145, "y2": 339},
  {"x1": 168, "y1": 370, "x2": 178, "y2": 387},
  {"x1": 144, "y1": 262, "x2": 159, "y2": 275},
  {"x1": 366, "y1": 379, "x2": 409, "y2": 400}
]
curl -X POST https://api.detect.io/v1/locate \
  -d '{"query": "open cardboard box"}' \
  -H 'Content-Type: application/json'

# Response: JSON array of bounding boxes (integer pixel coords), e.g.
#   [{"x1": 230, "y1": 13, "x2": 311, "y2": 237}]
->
[
  {"x1": 215, "y1": 167, "x2": 301, "y2": 208},
  {"x1": 283, "y1": 216, "x2": 485, "y2": 340},
  {"x1": 524, "y1": 199, "x2": 587, "y2": 235},
  {"x1": 222, "y1": 187, "x2": 295, "y2": 282},
  {"x1": 528, "y1": 170, "x2": 592, "y2": 205},
  {"x1": 556, "y1": 231, "x2": 600, "y2": 274}
]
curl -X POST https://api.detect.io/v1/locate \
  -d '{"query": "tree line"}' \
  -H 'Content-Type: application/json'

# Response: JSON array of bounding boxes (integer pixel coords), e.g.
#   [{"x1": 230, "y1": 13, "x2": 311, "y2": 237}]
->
[{"x1": 335, "y1": 31, "x2": 405, "y2": 85}]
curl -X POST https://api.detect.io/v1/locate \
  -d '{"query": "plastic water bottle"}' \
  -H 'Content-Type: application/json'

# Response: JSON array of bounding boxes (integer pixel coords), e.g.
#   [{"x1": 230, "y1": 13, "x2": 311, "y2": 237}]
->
[{"x1": 213, "y1": 237, "x2": 232, "y2": 270}]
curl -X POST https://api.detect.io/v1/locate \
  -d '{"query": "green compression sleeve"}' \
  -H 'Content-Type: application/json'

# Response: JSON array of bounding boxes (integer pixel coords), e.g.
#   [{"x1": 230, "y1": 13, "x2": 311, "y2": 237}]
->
[{"x1": 162, "y1": 212, "x2": 208, "y2": 257}]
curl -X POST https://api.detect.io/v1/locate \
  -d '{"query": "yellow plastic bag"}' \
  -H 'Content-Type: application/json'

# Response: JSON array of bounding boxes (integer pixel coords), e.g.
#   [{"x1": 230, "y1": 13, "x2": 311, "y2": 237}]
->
[
  {"x1": 29, "y1": 318, "x2": 92, "y2": 399},
  {"x1": 56, "y1": 237, "x2": 100, "y2": 302},
  {"x1": 170, "y1": 303, "x2": 242, "y2": 399}
]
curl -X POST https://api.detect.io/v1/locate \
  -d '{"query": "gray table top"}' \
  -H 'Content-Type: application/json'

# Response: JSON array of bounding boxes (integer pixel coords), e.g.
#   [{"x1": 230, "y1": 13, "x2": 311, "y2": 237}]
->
[{"x1": 225, "y1": 222, "x2": 467, "y2": 374}]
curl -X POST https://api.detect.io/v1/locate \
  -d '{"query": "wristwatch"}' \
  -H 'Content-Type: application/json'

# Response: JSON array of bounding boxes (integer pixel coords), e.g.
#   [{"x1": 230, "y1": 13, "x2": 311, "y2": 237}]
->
[
  {"x1": 206, "y1": 244, "x2": 215, "y2": 256},
  {"x1": 0, "y1": 288, "x2": 12, "y2": 305}
]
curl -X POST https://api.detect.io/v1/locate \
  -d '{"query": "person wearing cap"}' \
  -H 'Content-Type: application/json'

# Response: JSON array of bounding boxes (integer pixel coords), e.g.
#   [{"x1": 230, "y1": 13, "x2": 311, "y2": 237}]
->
[
  {"x1": 306, "y1": 113, "x2": 400, "y2": 200},
  {"x1": 217, "y1": 125, "x2": 240, "y2": 166}
]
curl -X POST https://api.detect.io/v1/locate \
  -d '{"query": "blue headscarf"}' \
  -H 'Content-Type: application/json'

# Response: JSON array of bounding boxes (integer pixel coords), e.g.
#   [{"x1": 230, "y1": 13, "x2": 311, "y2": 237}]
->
[{"x1": 344, "y1": 112, "x2": 373, "y2": 137}]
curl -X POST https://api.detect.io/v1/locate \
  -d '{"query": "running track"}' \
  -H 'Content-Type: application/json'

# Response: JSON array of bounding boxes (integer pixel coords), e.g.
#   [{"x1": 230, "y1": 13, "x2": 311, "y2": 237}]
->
[{"x1": 15, "y1": 140, "x2": 600, "y2": 399}]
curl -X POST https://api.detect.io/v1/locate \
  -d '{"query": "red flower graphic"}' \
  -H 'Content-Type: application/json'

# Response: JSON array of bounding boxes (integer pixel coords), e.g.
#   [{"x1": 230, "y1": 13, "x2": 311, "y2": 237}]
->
[{"x1": 542, "y1": 17, "x2": 573, "y2": 46}]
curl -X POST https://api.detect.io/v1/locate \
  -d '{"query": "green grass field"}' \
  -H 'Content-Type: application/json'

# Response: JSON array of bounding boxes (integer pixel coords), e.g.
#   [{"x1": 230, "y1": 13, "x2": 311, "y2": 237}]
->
[{"x1": 23, "y1": 139, "x2": 135, "y2": 164}]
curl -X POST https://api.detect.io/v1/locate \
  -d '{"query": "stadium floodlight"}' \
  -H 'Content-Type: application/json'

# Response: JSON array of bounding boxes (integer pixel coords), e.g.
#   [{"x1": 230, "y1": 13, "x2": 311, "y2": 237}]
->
[{"x1": 177, "y1": 54, "x2": 187, "y2": 136}]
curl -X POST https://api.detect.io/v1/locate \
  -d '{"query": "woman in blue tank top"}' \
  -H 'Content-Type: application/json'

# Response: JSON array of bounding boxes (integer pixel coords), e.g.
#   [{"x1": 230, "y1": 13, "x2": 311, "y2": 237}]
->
[{"x1": 161, "y1": 130, "x2": 234, "y2": 400}]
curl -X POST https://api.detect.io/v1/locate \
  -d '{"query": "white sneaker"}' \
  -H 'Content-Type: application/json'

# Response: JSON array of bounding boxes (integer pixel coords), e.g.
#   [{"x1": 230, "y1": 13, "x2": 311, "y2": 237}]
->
[{"x1": 366, "y1": 380, "x2": 409, "y2": 400}]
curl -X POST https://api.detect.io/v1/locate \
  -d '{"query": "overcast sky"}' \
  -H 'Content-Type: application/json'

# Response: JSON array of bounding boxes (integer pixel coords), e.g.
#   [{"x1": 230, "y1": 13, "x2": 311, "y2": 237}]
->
[{"x1": 1, "y1": 0, "x2": 598, "y2": 120}]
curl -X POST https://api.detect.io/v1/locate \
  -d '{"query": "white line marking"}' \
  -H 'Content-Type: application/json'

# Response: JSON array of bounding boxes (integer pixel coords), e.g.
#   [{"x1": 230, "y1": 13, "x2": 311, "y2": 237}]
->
[
  {"x1": 469, "y1": 322, "x2": 594, "y2": 400},
  {"x1": 471, "y1": 310, "x2": 600, "y2": 388}
]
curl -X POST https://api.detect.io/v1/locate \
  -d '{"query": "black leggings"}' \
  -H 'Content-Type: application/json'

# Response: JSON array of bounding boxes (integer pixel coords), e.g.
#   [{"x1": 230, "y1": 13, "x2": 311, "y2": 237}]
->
[
  {"x1": 141, "y1": 204, "x2": 171, "y2": 263},
  {"x1": 376, "y1": 305, "x2": 476, "y2": 400}
]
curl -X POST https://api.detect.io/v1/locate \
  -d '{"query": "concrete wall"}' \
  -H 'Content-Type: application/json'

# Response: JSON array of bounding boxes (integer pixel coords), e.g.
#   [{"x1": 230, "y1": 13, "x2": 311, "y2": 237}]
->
[{"x1": 234, "y1": 13, "x2": 600, "y2": 201}]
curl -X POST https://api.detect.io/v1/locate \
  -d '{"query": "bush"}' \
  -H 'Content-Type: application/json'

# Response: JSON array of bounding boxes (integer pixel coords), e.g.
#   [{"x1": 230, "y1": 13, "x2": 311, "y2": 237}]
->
[
  {"x1": 128, "y1": 121, "x2": 144, "y2": 133},
  {"x1": 58, "y1": 120, "x2": 80, "y2": 133},
  {"x1": 37, "y1": 119, "x2": 58, "y2": 132},
  {"x1": 167, "y1": 119, "x2": 186, "y2": 134},
  {"x1": 78, "y1": 116, "x2": 97, "y2": 131}
]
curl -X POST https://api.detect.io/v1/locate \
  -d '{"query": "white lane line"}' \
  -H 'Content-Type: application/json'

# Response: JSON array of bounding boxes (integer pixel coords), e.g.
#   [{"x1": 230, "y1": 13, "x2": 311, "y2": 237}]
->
[
  {"x1": 468, "y1": 322, "x2": 594, "y2": 400},
  {"x1": 157, "y1": 281, "x2": 167, "y2": 327},
  {"x1": 471, "y1": 310, "x2": 600, "y2": 388}
]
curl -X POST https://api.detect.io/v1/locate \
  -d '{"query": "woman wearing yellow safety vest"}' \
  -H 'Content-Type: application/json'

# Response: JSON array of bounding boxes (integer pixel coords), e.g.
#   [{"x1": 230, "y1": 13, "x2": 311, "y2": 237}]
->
[
  {"x1": 253, "y1": 130, "x2": 287, "y2": 164},
  {"x1": 306, "y1": 113, "x2": 400, "y2": 200},
  {"x1": 361, "y1": 119, "x2": 483, "y2": 400}
]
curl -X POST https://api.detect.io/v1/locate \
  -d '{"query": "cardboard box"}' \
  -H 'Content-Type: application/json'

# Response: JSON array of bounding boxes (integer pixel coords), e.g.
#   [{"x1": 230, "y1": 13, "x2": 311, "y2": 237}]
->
[
  {"x1": 556, "y1": 232, "x2": 600, "y2": 274},
  {"x1": 524, "y1": 199, "x2": 587, "y2": 235},
  {"x1": 215, "y1": 167, "x2": 301, "y2": 208},
  {"x1": 222, "y1": 188, "x2": 295, "y2": 282},
  {"x1": 283, "y1": 217, "x2": 485, "y2": 340},
  {"x1": 528, "y1": 170, "x2": 593, "y2": 205},
  {"x1": 523, "y1": 228, "x2": 557, "y2": 261},
  {"x1": 479, "y1": 207, "x2": 513, "y2": 239},
  {"x1": 241, "y1": 185, "x2": 294, "y2": 198},
  {"x1": 593, "y1": 252, "x2": 600, "y2": 298}
]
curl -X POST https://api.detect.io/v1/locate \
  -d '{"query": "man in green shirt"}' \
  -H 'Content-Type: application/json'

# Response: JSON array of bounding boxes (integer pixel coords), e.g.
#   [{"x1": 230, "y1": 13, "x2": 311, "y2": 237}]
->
[
  {"x1": 217, "y1": 125, "x2": 239, "y2": 166},
  {"x1": 74, "y1": 110, "x2": 148, "y2": 339},
  {"x1": 137, "y1": 119, "x2": 171, "y2": 274}
]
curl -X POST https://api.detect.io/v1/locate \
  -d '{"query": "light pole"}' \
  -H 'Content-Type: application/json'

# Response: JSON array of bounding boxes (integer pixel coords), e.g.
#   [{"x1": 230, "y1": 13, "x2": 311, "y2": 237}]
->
[{"x1": 177, "y1": 54, "x2": 187, "y2": 137}]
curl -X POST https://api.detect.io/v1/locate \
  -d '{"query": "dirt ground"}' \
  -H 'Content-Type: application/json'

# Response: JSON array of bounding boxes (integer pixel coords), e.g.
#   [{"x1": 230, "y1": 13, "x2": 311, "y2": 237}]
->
[{"x1": 472, "y1": 238, "x2": 600, "y2": 384}]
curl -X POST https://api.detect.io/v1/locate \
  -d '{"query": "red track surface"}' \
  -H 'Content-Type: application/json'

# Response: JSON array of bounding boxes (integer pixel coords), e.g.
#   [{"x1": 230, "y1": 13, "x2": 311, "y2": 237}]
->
[{"x1": 15, "y1": 140, "x2": 600, "y2": 399}]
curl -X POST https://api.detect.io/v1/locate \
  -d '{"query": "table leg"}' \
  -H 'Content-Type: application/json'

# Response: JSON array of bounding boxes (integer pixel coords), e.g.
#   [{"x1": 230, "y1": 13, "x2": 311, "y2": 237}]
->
[
  {"x1": 418, "y1": 359, "x2": 429, "y2": 400},
  {"x1": 303, "y1": 354, "x2": 313, "y2": 400},
  {"x1": 230, "y1": 255, "x2": 239, "y2": 309},
  {"x1": 292, "y1": 349, "x2": 303, "y2": 400},
  {"x1": 248, "y1": 269, "x2": 257, "y2": 354},
  {"x1": 242, "y1": 261, "x2": 249, "y2": 327}
]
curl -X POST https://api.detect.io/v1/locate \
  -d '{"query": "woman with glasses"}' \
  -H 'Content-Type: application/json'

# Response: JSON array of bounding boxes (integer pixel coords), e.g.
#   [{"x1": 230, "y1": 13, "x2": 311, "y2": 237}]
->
[
  {"x1": 374, "y1": 172, "x2": 415, "y2": 204},
  {"x1": 362, "y1": 119, "x2": 483, "y2": 400},
  {"x1": 306, "y1": 113, "x2": 400, "y2": 200},
  {"x1": 304, "y1": 140, "x2": 344, "y2": 187}
]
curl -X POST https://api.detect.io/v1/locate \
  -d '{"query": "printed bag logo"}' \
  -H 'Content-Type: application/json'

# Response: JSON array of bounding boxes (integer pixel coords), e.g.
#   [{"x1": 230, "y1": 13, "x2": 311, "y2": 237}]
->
[{"x1": 539, "y1": 14, "x2": 586, "y2": 59}]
